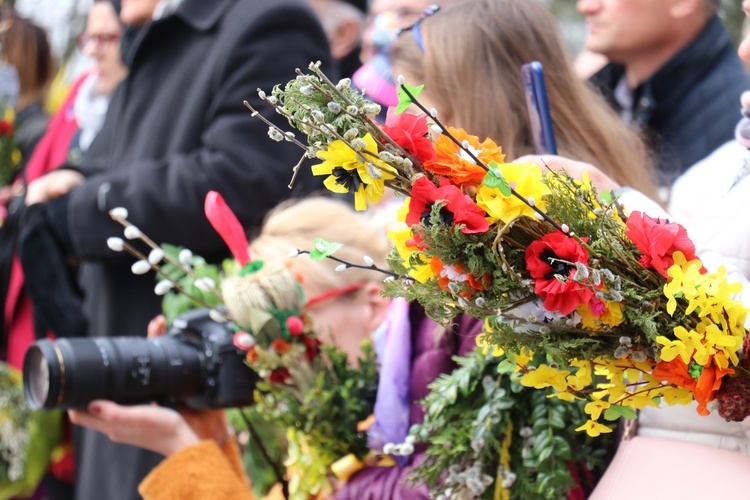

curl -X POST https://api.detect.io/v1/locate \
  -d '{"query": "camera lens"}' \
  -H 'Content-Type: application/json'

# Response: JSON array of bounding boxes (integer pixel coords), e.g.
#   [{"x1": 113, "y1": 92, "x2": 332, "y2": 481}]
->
[{"x1": 23, "y1": 336, "x2": 205, "y2": 410}]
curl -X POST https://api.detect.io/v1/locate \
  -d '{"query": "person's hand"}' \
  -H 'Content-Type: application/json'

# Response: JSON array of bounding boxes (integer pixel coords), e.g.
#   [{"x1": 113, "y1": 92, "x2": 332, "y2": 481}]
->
[
  {"x1": 147, "y1": 315, "x2": 232, "y2": 446},
  {"x1": 515, "y1": 154, "x2": 622, "y2": 193},
  {"x1": 25, "y1": 169, "x2": 84, "y2": 205},
  {"x1": 69, "y1": 400, "x2": 201, "y2": 457}
]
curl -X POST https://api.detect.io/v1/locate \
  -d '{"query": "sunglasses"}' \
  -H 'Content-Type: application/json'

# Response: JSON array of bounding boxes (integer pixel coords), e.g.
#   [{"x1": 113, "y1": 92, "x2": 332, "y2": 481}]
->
[{"x1": 397, "y1": 3, "x2": 440, "y2": 53}]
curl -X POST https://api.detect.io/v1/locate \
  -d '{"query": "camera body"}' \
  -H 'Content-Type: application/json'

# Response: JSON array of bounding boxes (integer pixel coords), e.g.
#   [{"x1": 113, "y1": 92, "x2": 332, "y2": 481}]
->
[{"x1": 23, "y1": 308, "x2": 259, "y2": 410}]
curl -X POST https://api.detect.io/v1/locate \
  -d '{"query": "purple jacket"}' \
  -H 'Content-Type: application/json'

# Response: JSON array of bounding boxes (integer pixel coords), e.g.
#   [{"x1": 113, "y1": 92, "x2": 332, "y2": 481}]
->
[{"x1": 336, "y1": 307, "x2": 481, "y2": 499}]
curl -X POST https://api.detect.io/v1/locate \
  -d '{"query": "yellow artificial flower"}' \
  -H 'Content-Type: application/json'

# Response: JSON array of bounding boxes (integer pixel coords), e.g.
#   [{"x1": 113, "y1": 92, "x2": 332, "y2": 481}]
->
[
  {"x1": 584, "y1": 400, "x2": 610, "y2": 420},
  {"x1": 388, "y1": 225, "x2": 434, "y2": 283},
  {"x1": 575, "y1": 419, "x2": 614, "y2": 437},
  {"x1": 566, "y1": 359, "x2": 593, "y2": 390},
  {"x1": 475, "y1": 162, "x2": 550, "y2": 223},
  {"x1": 313, "y1": 134, "x2": 395, "y2": 211},
  {"x1": 520, "y1": 364, "x2": 570, "y2": 392},
  {"x1": 656, "y1": 326, "x2": 702, "y2": 364},
  {"x1": 577, "y1": 299, "x2": 624, "y2": 331},
  {"x1": 510, "y1": 347, "x2": 533, "y2": 372},
  {"x1": 477, "y1": 321, "x2": 504, "y2": 356}
]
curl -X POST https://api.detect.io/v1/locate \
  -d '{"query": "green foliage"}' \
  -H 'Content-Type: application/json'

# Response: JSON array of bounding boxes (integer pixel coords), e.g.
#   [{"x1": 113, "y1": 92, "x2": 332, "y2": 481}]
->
[
  {"x1": 409, "y1": 349, "x2": 612, "y2": 499},
  {"x1": 395, "y1": 83, "x2": 424, "y2": 114},
  {"x1": 253, "y1": 340, "x2": 379, "y2": 466},
  {"x1": 159, "y1": 244, "x2": 225, "y2": 324},
  {"x1": 309, "y1": 238, "x2": 343, "y2": 261}
]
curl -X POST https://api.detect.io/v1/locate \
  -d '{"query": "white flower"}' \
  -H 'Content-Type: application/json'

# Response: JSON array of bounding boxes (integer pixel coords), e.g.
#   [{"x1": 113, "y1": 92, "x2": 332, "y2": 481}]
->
[
  {"x1": 131, "y1": 260, "x2": 151, "y2": 275},
  {"x1": 148, "y1": 248, "x2": 164, "y2": 265},
  {"x1": 154, "y1": 280, "x2": 174, "y2": 296},
  {"x1": 124, "y1": 225, "x2": 142, "y2": 239},
  {"x1": 179, "y1": 249, "x2": 193, "y2": 265},
  {"x1": 109, "y1": 207, "x2": 128, "y2": 221},
  {"x1": 107, "y1": 237, "x2": 124, "y2": 252}
]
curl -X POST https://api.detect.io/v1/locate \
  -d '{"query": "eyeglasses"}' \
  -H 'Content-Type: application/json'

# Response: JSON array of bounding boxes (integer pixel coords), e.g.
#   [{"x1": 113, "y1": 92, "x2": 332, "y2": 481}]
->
[
  {"x1": 397, "y1": 3, "x2": 440, "y2": 53},
  {"x1": 304, "y1": 282, "x2": 366, "y2": 309},
  {"x1": 77, "y1": 33, "x2": 120, "y2": 50}
]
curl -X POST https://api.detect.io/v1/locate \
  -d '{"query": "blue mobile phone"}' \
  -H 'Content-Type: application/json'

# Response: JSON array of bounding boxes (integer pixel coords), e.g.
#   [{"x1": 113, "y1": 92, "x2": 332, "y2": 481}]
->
[{"x1": 521, "y1": 61, "x2": 557, "y2": 155}]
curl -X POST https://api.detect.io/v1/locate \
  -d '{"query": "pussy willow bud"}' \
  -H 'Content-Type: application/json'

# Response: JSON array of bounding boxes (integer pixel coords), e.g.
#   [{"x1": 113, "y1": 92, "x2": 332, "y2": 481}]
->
[
  {"x1": 124, "y1": 225, "x2": 142, "y2": 239},
  {"x1": 109, "y1": 207, "x2": 128, "y2": 221},
  {"x1": 154, "y1": 280, "x2": 174, "y2": 296},
  {"x1": 148, "y1": 248, "x2": 164, "y2": 265},
  {"x1": 107, "y1": 237, "x2": 124, "y2": 252},
  {"x1": 131, "y1": 260, "x2": 151, "y2": 275}
]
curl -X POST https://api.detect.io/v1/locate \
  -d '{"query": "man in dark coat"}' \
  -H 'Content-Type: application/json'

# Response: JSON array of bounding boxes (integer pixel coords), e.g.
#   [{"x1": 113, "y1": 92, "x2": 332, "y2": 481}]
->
[
  {"x1": 579, "y1": 0, "x2": 749, "y2": 190},
  {"x1": 23, "y1": 0, "x2": 331, "y2": 498}
]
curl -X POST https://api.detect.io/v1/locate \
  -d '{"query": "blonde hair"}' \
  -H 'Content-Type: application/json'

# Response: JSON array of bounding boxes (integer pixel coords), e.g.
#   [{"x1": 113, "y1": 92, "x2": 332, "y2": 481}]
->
[
  {"x1": 390, "y1": 0, "x2": 658, "y2": 200},
  {"x1": 249, "y1": 197, "x2": 391, "y2": 297}
]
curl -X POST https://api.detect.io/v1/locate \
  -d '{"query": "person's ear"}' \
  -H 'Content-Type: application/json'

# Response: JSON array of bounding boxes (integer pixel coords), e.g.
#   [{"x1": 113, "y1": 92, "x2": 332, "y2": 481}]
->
[
  {"x1": 361, "y1": 282, "x2": 391, "y2": 335},
  {"x1": 329, "y1": 18, "x2": 361, "y2": 61}
]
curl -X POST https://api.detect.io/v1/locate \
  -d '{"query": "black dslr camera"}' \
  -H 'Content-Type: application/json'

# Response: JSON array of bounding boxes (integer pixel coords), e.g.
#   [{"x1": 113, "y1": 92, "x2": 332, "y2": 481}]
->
[{"x1": 23, "y1": 308, "x2": 259, "y2": 410}]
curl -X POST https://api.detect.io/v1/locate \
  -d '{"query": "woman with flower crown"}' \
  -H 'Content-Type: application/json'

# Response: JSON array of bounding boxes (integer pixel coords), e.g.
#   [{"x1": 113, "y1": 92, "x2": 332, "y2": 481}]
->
[{"x1": 69, "y1": 195, "x2": 482, "y2": 499}]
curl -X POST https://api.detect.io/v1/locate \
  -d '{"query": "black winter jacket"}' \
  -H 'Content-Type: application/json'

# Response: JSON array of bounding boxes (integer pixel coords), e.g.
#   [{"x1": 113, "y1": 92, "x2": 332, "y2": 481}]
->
[{"x1": 64, "y1": 1, "x2": 331, "y2": 499}]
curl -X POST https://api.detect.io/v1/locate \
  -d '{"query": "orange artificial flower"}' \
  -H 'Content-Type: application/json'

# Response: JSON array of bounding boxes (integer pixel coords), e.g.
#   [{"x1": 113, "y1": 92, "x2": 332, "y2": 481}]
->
[
  {"x1": 271, "y1": 338, "x2": 292, "y2": 355},
  {"x1": 653, "y1": 355, "x2": 733, "y2": 415},
  {"x1": 245, "y1": 346, "x2": 259, "y2": 363},
  {"x1": 424, "y1": 128, "x2": 505, "y2": 188},
  {"x1": 430, "y1": 257, "x2": 487, "y2": 295}
]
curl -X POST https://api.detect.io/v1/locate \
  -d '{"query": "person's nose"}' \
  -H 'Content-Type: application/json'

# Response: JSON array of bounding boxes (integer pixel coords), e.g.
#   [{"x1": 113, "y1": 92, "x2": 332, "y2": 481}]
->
[{"x1": 577, "y1": 0, "x2": 601, "y2": 16}]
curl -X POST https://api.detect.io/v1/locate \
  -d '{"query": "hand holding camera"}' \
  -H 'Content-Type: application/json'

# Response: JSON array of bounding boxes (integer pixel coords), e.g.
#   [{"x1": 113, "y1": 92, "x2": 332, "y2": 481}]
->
[{"x1": 67, "y1": 315, "x2": 232, "y2": 457}]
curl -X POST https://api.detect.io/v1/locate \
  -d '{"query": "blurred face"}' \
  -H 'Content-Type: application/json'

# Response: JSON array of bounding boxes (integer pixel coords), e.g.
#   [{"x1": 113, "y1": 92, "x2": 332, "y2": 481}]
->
[
  {"x1": 302, "y1": 281, "x2": 389, "y2": 362},
  {"x1": 120, "y1": 0, "x2": 161, "y2": 26},
  {"x1": 360, "y1": 0, "x2": 432, "y2": 63},
  {"x1": 81, "y1": 2, "x2": 127, "y2": 96},
  {"x1": 577, "y1": 0, "x2": 673, "y2": 64},
  {"x1": 739, "y1": 1, "x2": 750, "y2": 65}
]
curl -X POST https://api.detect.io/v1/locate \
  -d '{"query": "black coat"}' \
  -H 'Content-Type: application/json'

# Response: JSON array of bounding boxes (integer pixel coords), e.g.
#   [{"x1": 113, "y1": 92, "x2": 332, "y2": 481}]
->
[
  {"x1": 66, "y1": 1, "x2": 331, "y2": 498},
  {"x1": 591, "y1": 16, "x2": 749, "y2": 187}
]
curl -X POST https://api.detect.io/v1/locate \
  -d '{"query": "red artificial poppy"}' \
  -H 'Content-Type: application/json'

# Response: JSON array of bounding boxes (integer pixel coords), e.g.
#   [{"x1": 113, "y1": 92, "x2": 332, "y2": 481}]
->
[
  {"x1": 525, "y1": 231, "x2": 594, "y2": 315},
  {"x1": 624, "y1": 211, "x2": 700, "y2": 278},
  {"x1": 381, "y1": 108, "x2": 436, "y2": 163},
  {"x1": 269, "y1": 367, "x2": 292, "y2": 384},
  {"x1": 406, "y1": 176, "x2": 489, "y2": 234}
]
